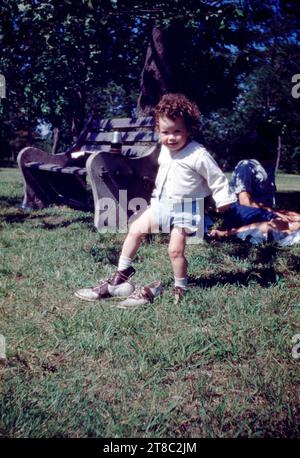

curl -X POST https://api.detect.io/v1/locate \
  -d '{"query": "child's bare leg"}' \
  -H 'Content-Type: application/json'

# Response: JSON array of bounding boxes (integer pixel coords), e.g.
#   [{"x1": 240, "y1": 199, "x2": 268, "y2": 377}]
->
[
  {"x1": 168, "y1": 226, "x2": 188, "y2": 283},
  {"x1": 120, "y1": 207, "x2": 157, "y2": 259},
  {"x1": 75, "y1": 210, "x2": 158, "y2": 301}
]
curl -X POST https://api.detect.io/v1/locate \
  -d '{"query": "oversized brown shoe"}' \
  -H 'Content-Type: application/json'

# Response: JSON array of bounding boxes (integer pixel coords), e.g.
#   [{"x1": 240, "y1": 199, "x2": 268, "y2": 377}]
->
[
  {"x1": 107, "y1": 266, "x2": 136, "y2": 295},
  {"x1": 75, "y1": 266, "x2": 135, "y2": 302},
  {"x1": 116, "y1": 281, "x2": 163, "y2": 309}
]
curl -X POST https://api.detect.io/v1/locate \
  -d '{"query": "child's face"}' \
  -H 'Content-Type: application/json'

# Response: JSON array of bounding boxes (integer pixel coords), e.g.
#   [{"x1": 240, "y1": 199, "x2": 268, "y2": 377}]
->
[{"x1": 158, "y1": 116, "x2": 189, "y2": 153}]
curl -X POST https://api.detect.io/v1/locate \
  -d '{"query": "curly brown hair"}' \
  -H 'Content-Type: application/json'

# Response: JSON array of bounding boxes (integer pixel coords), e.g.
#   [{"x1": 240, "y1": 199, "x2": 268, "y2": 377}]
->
[{"x1": 154, "y1": 93, "x2": 201, "y2": 137}]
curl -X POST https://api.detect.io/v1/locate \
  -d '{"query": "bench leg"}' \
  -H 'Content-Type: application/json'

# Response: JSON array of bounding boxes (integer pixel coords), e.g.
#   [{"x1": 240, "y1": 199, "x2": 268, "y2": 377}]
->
[
  {"x1": 17, "y1": 147, "x2": 48, "y2": 208},
  {"x1": 17, "y1": 147, "x2": 70, "y2": 209},
  {"x1": 87, "y1": 152, "x2": 133, "y2": 232},
  {"x1": 87, "y1": 150, "x2": 160, "y2": 232}
]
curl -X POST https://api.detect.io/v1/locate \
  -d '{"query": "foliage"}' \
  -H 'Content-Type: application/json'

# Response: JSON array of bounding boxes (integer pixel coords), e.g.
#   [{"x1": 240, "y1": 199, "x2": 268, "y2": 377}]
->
[
  {"x1": 199, "y1": 1, "x2": 300, "y2": 171},
  {"x1": 0, "y1": 1, "x2": 300, "y2": 169},
  {"x1": 0, "y1": 0, "x2": 149, "y2": 153}
]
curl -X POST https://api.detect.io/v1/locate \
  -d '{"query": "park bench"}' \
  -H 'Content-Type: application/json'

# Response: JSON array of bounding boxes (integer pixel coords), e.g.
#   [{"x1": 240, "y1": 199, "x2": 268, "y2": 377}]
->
[{"x1": 17, "y1": 115, "x2": 160, "y2": 230}]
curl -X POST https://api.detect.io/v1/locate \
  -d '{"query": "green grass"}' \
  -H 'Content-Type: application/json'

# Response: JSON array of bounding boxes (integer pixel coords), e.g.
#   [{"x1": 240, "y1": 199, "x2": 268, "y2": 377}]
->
[
  {"x1": 275, "y1": 173, "x2": 300, "y2": 192},
  {"x1": 224, "y1": 171, "x2": 300, "y2": 192},
  {"x1": 1, "y1": 167, "x2": 300, "y2": 438}
]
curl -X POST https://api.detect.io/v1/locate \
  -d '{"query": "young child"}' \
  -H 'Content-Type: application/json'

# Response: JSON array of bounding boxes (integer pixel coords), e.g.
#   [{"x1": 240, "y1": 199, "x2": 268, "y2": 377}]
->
[{"x1": 75, "y1": 93, "x2": 236, "y2": 305}]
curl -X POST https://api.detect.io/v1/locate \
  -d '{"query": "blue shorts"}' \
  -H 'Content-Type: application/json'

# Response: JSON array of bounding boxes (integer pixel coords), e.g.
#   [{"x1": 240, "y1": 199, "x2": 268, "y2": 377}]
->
[{"x1": 222, "y1": 202, "x2": 277, "y2": 230}]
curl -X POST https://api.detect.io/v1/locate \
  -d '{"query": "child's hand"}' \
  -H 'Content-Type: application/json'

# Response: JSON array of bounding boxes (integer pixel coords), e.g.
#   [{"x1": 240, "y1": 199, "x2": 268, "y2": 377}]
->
[{"x1": 209, "y1": 229, "x2": 228, "y2": 239}]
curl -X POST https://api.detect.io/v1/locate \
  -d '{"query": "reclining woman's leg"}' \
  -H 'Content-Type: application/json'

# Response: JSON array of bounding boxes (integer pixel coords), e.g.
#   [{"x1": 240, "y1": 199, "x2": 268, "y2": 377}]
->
[{"x1": 210, "y1": 218, "x2": 290, "y2": 239}]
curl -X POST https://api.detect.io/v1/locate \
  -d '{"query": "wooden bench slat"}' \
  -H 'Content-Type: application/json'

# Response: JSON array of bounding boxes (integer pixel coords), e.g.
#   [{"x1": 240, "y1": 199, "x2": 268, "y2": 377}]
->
[
  {"x1": 85, "y1": 131, "x2": 158, "y2": 143},
  {"x1": 90, "y1": 116, "x2": 155, "y2": 130},
  {"x1": 78, "y1": 145, "x2": 155, "y2": 156},
  {"x1": 79, "y1": 145, "x2": 110, "y2": 152},
  {"x1": 25, "y1": 162, "x2": 87, "y2": 175}
]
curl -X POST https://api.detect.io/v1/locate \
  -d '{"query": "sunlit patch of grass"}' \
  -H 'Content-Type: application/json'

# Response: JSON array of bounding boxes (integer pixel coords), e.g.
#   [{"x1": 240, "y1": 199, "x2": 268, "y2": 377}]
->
[{"x1": 1, "y1": 168, "x2": 300, "y2": 437}]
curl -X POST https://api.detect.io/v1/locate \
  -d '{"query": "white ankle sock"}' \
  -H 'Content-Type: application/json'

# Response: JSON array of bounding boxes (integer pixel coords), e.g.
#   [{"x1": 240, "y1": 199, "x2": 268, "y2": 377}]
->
[
  {"x1": 174, "y1": 277, "x2": 188, "y2": 290},
  {"x1": 118, "y1": 255, "x2": 132, "y2": 271}
]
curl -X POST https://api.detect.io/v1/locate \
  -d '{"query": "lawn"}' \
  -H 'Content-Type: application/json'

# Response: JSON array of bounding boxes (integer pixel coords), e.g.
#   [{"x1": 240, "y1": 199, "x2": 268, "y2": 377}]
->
[{"x1": 0, "y1": 167, "x2": 300, "y2": 438}]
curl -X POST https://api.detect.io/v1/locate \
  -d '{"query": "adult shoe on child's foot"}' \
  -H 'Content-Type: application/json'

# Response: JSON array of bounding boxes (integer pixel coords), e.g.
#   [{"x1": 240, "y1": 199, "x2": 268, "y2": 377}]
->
[
  {"x1": 75, "y1": 267, "x2": 135, "y2": 302},
  {"x1": 116, "y1": 281, "x2": 163, "y2": 309}
]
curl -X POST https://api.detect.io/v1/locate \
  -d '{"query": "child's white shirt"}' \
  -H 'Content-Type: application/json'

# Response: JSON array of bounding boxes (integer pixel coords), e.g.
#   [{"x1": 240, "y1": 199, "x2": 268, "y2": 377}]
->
[{"x1": 153, "y1": 140, "x2": 236, "y2": 209}]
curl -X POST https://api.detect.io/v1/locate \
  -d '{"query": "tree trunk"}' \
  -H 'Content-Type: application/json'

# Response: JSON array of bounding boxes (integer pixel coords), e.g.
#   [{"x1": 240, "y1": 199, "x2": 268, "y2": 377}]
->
[
  {"x1": 71, "y1": 89, "x2": 86, "y2": 142},
  {"x1": 52, "y1": 127, "x2": 60, "y2": 154},
  {"x1": 137, "y1": 26, "x2": 171, "y2": 115},
  {"x1": 137, "y1": 23, "x2": 196, "y2": 115},
  {"x1": 275, "y1": 134, "x2": 281, "y2": 172}
]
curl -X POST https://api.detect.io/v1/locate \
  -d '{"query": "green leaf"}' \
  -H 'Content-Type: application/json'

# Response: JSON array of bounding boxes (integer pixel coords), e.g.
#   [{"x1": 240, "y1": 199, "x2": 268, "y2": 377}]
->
[
  {"x1": 17, "y1": 2, "x2": 32, "y2": 13},
  {"x1": 235, "y1": 8, "x2": 244, "y2": 18}
]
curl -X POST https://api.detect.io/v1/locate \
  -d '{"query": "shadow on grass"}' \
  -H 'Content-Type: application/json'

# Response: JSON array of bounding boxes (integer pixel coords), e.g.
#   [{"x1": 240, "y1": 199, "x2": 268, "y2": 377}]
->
[
  {"x1": 0, "y1": 161, "x2": 18, "y2": 168},
  {"x1": 0, "y1": 210, "x2": 53, "y2": 225},
  {"x1": 208, "y1": 238, "x2": 282, "y2": 264},
  {"x1": 90, "y1": 244, "x2": 122, "y2": 266},
  {"x1": 229, "y1": 242, "x2": 282, "y2": 265},
  {"x1": 0, "y1": 207, "x2": 93, "y2": 230},
  {"x1": 0, "y1": 196, "x2": 23, "y2": 208},
  {"x1": 39, "y1": 216, "x2": 94, "y2": 230},
  {"x1": 190, "y1": 266, "x2": 280, "y2": 288},
  {"x1": 287, "y1": 254, "x2": 300, "y2": 272},
  {"x1": 276, "y1": 191, "x2": 300, "y2": 212}
]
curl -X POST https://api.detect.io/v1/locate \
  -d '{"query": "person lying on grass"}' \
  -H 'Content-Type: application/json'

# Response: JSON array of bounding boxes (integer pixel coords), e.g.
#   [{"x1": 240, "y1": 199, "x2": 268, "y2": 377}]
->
[
  {"x1": 215, "y1": 200, "x2": 300, "y2": 234},
  {"x1": 75, "y1": 93, "x2": 237, "y2": 307},
  {"x1": 230, "y1": 157, "x2": 276, "y2": 208},
  {"x1": 209, "y1": 211, "x2": 300, "y2": 240},
  {"x1": 229, "y1": 123, "x2": 280, "y2": 209}
]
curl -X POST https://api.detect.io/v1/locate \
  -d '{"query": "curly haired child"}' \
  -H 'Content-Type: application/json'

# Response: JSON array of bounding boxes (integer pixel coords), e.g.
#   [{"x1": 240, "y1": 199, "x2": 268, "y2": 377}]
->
[{"x1": 75, "y1": 93, "x2": 236, "y2": 306}]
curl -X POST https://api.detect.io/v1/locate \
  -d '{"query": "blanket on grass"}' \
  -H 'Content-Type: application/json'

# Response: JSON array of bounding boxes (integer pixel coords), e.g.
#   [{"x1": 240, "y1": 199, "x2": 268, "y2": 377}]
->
[{"x1": 236, "y1": 228, "x2": 300, "y2": 246}]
